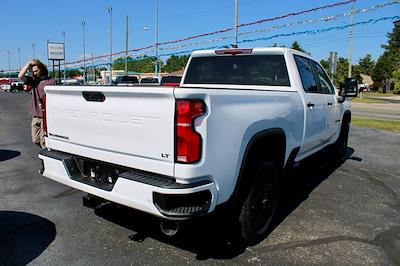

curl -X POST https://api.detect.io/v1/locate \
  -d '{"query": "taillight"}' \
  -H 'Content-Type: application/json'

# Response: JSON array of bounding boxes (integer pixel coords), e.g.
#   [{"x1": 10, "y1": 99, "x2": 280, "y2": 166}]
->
[
  {"x1": 162, "y1": 82, "x2": 180, "y2": 87},
  {"x1": 175, "y1": 100, "x2": 206, "y2": 163},
  {"x1": 42, "y1": 95, "x2": 47, "y2": 136}
]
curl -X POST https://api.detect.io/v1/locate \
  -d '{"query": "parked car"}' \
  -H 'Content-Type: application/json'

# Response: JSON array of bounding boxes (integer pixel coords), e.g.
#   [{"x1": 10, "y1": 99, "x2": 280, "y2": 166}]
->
[
  {"x1": 140, "y1": 77, "x2": 159, "y2": 84},
  {"x1": 0, "y1": 78, "x2": 11, "y2": 85},
  {"x1": 60, "y1": 79, "x2": 84, "y2": 86},
  {"x1": 114, "y1": 76, "x2": 139, "y2": 85},
  {"x1": 0, "y1": 78, "x2": 11, "y2": 92},
  {"x1": 10, "y1": 80, "x2": 24, "y2": 92},
  {"x1": 0, "y1": 84, "x2": 11, "y2": 92},
  {"x1": 359, "y1": 87, "x2": 370, "y2": 93},
  {"x1": 160, "y1": 75, "x2": 182, "y2": 87}
]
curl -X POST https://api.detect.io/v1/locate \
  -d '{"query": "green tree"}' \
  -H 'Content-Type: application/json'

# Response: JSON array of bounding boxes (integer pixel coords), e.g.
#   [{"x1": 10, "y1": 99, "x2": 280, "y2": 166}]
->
[
  {"x1": 373, "y1": 52, "x2": 395, "y2": 82},
  {"x1": 357, "y1": 54, "x2": 375, "y2": 76},
  {"x1": 372, "y1": 23, "x2": 400, "y2": 83},
  {"x1": 113, "y1": 56, "x2": 163, "y2": 73},
  {"x1": 320, "y1": 59, "x2": 329, "y2": 71},
  {"x1": 163, "y1": 55, "x2": 190, "y2": 73},
  {"x1": 290, "y1": 41, "x2": 308, "y2": 54},
  {"x1": 321, "y1": 56, "x2": 362, "y2": 86},
  {"x1": 333, "y1": 57, "x2": 349, "y2": 86},
  {"x1": 66, "y1": 69, "x2": 82, "y2": 78},
  {"x1": 393, "y1": 68, "x2": 400, "y2": 94}
]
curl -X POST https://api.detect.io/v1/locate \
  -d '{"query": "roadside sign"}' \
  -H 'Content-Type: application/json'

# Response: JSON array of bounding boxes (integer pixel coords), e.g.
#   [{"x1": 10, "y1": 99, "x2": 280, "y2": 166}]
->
[{"x1": 47, "y1": 42, "x2": 65, "y2": 60}]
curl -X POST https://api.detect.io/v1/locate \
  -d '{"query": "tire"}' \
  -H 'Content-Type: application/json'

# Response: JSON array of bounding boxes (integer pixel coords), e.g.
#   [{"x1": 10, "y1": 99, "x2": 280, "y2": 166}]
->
[
  {"x1": 330, "y1": 121, "x2": 349, "y2": 164},
  {"x1": 239, "y1": 161, "x2": 279, "y2": 244}
]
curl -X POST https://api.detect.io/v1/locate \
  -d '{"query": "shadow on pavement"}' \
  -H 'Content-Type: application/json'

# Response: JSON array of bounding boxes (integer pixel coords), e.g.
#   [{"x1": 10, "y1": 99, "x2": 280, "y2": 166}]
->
[
  {"x1": 0, "y1": 211, "x2": 56, "y2": 265},
  {"x1": 269, "y1": 147, "x2": 356, "y2": 236},
  {"x1": 92, "y1": 147, "x2": 357, "y2": 260},
  {"x1": 0, "y1": 150, "x2": 21, "y2": 162}
]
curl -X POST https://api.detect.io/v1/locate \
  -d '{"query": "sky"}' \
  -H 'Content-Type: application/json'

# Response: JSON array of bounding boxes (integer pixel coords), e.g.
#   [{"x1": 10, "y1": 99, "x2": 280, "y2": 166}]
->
[{"x1": 0, "y1": 0, "x2": 399, "y2": 73}]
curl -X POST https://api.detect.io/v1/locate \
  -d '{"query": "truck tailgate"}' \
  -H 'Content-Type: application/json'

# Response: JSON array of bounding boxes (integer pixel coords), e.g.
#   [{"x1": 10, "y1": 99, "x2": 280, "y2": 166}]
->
[{"x1": 44, "y1": 85, "x2": 175, "y2": 176}]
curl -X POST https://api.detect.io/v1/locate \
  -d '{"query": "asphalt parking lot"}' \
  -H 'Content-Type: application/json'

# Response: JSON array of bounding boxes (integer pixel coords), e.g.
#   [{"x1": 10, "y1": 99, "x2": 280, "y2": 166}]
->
[{"x1": 1, "y1": 92, "x2": 399, "y2": 265}]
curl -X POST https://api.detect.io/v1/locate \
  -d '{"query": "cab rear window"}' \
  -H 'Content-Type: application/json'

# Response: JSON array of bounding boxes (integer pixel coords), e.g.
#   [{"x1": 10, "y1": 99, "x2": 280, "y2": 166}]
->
[{"x1": 184, "y1": 55, "x2": 290, "y2": 86}]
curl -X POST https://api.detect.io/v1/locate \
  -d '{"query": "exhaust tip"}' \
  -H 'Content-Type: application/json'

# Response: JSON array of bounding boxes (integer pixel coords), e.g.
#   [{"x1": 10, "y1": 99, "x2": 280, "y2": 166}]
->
[{"x1": 160, "y1": 220, "x2": 179, "y2": 236}]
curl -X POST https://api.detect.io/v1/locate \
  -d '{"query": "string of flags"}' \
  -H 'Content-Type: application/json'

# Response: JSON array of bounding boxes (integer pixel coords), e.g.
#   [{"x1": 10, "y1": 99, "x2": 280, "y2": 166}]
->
[{"x1": 1, "y1": 0, "x2": 399, "y2": 73}]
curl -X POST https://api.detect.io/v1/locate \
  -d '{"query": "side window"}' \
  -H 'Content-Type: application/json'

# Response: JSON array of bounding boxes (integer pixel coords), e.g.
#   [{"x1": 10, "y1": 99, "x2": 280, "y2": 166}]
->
[
  {"x1": 312, "y1": 61, "x2": 335, "y2": 95},
  {"x1": 294, "y1": 55, "x2": 319, "y2": 93}
]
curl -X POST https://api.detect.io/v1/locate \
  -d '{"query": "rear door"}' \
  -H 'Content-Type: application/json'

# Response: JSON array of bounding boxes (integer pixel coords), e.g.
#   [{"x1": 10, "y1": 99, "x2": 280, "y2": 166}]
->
[{"x1": 45, "y1": 85, "x2": 176, "y2": 175}]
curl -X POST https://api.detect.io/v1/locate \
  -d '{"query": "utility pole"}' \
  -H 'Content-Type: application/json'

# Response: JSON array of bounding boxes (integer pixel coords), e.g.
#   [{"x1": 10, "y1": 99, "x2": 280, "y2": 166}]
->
[
  {"x1": 234, "y1": 0, "x2": 238, "y2": 47},
  {"x1": 81, "y1": 20, "x2": 86, "y2": 84},
  {"x1": 32, "y1": 43, "x2": 35, "y2": 59},
  {"x1": 17, "y1": 48, "x2": 21, "y2": 70},
  {"x1": 62, "y1": 31, "x2": 66, "y2": 80},
  {"x1": 46, "y1": 38, "x2": 50, "y2": 73},
  {"x1": 348, "y1": 6, "x2": 354, "y2": 78},
  {"x1": 107, "y1": 5, "x2": 113, "y2": 84},
  {"x1": 154, "y1": 0, "x2": 159, "y2": 78},
  {"x1": 125, "y1": 15, "x2": 129, "y2": 76}
]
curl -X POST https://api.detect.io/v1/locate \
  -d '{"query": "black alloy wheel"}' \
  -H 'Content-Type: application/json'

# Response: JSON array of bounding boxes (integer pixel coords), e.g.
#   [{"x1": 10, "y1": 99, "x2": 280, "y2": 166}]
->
[{"x1": 239, "y1": 161, "x2": 279, "y2": 245}]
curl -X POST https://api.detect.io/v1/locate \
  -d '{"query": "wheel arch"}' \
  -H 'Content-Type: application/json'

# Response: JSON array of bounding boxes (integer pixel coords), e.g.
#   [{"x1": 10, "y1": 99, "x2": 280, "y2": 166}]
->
[
  {"x1": 229, "y1": 128, "x2": 286, "y2": 206},
  {"x1": 343, "y1": 110, "x2": 351, "y2": 125}
]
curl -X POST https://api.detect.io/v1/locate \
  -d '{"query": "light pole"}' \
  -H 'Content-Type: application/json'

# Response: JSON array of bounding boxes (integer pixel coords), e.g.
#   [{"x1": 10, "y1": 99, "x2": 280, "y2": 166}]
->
[
  {"x1": 125, "y1": 15, "x2": 129, "y2": 76},
  {"x1": 17, "y1": 48, "x2": 21, "y2": 70},
  {"x1": 62, "y1": 31, "x2": 66, "y2": 80},
  {"x1": 7, "y1": 50, "x2": 10, "y2": 78},
  {"x1": 107, "y1": 5, "x2": 113, "y2": 84},
  {"x1": 125, "y1": 16, "x2": 148, "y2": 76},
  {"x1": 32, "y1": 43, "x2": 35, "y2": 59},
  {"x1": 154, "y1": 0, "x2": 159, "y2": 78},
  {"x1": 46, "y1": 38, "x2": 50, "y2": 72},
  {"x1": 234, "y1": 0, "x2": 238, "y2": 47},
  {"x1": 81, "y1": 20, "x2": 86, "y2": 84}
]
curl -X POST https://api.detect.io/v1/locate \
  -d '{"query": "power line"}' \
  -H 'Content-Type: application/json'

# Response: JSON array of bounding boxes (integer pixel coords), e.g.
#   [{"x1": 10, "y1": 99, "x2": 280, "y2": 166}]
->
[{"x1": 3, "y1": 1, "x2": 398, "y2": 72}]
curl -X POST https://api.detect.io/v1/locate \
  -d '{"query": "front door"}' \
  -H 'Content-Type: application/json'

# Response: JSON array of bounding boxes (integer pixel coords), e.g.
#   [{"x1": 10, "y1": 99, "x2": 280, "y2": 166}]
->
[
  {"x1": 294, "y1": 55, "x2": 329, "y2": 155},
  {"x1": 311, "y1": 61, "x2": 341, "y2": 142}
]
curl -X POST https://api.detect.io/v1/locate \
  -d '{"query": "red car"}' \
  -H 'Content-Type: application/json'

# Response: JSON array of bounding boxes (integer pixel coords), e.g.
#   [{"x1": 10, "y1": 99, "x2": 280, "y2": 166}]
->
[{"x1": 0, "y1": 78, "x2": 11, "y2": 85}]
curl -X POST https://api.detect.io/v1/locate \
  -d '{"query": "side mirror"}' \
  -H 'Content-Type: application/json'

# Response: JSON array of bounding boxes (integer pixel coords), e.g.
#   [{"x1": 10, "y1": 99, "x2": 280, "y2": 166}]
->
[{"x1": 337, "y1": 88, "x2": 346, "y2": 103}]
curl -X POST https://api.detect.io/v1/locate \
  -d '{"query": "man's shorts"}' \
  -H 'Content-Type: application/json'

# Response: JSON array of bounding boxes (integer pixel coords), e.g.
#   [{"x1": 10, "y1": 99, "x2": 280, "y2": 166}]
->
[{"x1": 31, "y1": 117, "x2": 45, "y2": 148}]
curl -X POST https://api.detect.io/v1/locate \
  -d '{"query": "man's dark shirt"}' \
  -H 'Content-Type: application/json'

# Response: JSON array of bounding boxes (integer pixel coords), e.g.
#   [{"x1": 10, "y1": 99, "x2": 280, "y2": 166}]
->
[{"x1": 24, "y1": 76, "x2": 55, "y2": 118}]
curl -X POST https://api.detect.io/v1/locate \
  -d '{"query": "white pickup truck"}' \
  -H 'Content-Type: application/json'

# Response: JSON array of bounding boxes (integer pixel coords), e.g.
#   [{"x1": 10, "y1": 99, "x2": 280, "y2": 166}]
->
[{"x1": 39, "y1": 47, "x2": 351, "y2": 243}]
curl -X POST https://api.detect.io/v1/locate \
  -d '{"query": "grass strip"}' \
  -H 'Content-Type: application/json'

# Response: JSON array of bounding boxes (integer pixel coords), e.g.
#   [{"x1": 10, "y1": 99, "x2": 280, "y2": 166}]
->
[
  {"x1": 361, "y1": 92, "x2": 396, "y2": 97},
  {"x1": 352, "y1": 116, "x2": 400, "y2": 133},
  {"x1": 349, "y1": 97, "x2": 386, "y2": 104}
]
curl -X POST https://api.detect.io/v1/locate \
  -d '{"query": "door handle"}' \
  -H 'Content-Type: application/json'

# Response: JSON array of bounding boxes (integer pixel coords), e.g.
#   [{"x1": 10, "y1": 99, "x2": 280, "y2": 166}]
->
[
  {"x1": 327, "y1": 102, "x2": 333, "y2": 107},
  {"x1": 82, "y1": 91, "x2": 106, "y2": 102},
  {"x1": 307, "y1": 103, "x2": 315, "y2": 108}
]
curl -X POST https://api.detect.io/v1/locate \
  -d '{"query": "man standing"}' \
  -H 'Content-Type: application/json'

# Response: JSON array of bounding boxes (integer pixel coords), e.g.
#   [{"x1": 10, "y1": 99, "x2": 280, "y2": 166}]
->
[{"x1": 18, "y1": 60, "x2": 55, "y2": 149}]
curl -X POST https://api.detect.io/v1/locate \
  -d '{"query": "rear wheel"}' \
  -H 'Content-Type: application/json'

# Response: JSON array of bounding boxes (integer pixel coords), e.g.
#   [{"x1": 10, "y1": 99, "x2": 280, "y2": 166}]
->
[{"x1": 239, "y1": 161, "x2": 279, "y2": 244}]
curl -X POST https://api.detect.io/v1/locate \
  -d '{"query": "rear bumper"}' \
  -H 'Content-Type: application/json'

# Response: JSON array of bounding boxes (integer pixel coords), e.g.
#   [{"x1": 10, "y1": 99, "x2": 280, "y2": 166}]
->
[{"x1": 39, "y1": 149, "x2": 218, "y2": 219}]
